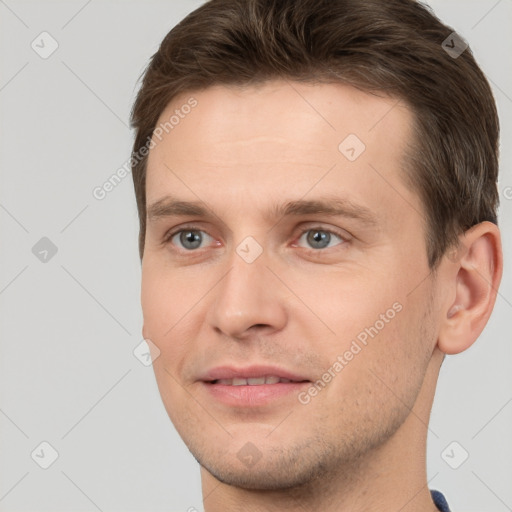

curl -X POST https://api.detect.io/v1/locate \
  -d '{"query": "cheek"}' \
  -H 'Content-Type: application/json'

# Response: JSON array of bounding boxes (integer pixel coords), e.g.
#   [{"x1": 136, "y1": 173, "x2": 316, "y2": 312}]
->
[
  {"x1": 298, "y1": 269, "x2": 404, "y2": 343},
  {"x1": 141, "y1": 262, "x2": 197, "y2": 422},
  {"x1": 140, "y1": 259, "x2": 197, "y2": 377},
  {"x1": 141, "y1": 257, "x2": 200, "y2": 337},
  {"x1": 306, "y1": 270, "x2": 429, "y2": 387}
]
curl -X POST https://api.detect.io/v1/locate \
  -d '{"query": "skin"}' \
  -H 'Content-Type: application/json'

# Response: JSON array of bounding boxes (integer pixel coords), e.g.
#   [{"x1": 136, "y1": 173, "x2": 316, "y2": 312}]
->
[{"x1": 141, "y1": 81, "x2": 502, "y2": 511}]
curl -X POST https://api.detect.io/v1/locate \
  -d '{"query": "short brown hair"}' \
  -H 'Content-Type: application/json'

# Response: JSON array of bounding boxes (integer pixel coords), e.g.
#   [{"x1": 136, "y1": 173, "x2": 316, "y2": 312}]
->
[{"x1": 130, "y1": 0, "x2": 499, "y2": 267}]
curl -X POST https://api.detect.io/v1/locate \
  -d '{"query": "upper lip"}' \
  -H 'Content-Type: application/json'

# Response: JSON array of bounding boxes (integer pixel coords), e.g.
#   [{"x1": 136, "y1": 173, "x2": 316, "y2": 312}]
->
[{"x1": 199, "y1": 365, "x2": 310, "y2": 382}]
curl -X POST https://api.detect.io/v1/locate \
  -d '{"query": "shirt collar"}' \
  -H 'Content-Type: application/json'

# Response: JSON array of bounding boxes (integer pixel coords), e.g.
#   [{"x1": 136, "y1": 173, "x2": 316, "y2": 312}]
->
[{"x1": 431, "y1": 489, "x2": 451, "y2": 512}]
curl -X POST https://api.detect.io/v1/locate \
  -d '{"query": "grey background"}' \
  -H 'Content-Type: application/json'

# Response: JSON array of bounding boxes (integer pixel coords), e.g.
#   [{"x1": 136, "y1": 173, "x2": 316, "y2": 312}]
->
[{"x1": 0, "y1": 1, "x2": 511, "y2": 511}]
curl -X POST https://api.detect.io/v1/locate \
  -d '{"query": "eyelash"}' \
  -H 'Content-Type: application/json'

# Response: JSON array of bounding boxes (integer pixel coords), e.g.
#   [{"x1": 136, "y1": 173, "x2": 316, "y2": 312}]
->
[{"x1": 162, "y1": 224, "x2": 350, "y2": 254}]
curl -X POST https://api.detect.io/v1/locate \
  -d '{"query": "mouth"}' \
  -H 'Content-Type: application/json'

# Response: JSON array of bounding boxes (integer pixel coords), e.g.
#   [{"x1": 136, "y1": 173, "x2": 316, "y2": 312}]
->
[
  {"x1": 200, "y1": 366, "x2": 311, "y2": 407},
  {"x1": 209, "y1": 376, "x2": 306, "y2": 386}
]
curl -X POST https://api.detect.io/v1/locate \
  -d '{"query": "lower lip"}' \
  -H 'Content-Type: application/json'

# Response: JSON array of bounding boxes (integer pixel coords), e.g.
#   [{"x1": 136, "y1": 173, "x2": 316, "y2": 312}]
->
[{"x1": 201, "y1": 381, "x2": 310, "y2": 407}]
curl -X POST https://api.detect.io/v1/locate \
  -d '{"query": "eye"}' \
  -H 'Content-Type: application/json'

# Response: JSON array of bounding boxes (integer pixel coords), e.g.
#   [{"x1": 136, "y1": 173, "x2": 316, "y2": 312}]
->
[
  {"x1": 296, "y1": 228, "x2": 346, "y2": 250},
  {"x1": 164, "y1": 225, "x2": 348, "y2": 254},
  {"x1": 168, "y1": 229, "x2": 214, "y2": 250}
]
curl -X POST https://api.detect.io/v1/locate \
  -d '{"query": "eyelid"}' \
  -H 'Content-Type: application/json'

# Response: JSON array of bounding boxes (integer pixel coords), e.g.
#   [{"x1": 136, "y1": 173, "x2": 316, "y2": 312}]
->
[{"x1": 294, "y1": 223, "x2": 352, "y2": 241}]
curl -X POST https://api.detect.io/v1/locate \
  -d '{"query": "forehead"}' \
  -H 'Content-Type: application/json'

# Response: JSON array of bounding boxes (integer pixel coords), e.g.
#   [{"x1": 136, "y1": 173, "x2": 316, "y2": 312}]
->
[
  {"x1": 145, "y1": 80, "x2": 418, "y2": 229},
  {"x1": 151, "y1": 80, "x2": 412, "y2": 156}
]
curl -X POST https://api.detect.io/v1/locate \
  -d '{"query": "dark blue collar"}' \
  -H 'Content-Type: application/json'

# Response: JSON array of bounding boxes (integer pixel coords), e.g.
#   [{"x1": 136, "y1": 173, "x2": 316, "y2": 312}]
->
[{"x1": 431, "y1": 490, "x2": 451, "y2": 512}]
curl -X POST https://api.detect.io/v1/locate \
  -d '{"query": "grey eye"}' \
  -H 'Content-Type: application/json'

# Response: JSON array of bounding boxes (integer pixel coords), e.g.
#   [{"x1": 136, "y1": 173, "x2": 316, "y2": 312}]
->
[
  {"x1": 173, "y1": 230, "x2": 207, "y2": 250},
  {"x1": 298, "y1": 229, "x2": 344, "y2": 250},
  {"x1": 307, "y1": 230, "x2": 331, "y2": 249}
]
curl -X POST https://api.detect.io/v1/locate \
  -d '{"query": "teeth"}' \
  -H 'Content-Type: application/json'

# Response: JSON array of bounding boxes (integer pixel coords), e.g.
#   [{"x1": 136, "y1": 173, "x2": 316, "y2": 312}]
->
[
  {"x1": 214, "y1": 376, "x2": 295, "y2": 386},
  {"x1": 247, "y1": 377, "x2": 266, "y2": 385}
]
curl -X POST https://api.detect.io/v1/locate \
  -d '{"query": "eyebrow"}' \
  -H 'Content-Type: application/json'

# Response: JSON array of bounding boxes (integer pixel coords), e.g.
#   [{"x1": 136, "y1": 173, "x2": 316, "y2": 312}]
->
[{"x1": 146, "y1": 195, "x2": 379, "y2": 227}]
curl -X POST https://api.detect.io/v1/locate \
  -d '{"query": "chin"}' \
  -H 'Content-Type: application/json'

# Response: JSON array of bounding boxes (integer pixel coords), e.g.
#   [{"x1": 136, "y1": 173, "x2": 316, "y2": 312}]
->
[
  {"x1": 192, "y1": 441, "x2": 334, "y2": 491},
  {"x1": 200, "y1": 461, "x2": 317, "y2": 490}
]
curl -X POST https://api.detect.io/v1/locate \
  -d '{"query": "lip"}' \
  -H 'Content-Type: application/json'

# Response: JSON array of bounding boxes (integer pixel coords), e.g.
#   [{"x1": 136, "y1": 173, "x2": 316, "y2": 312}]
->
[
  {"x1": 198, "y1": 365, "x2": 311, "y2": 407},
  {"x1": 200, "y1": 365, "x2": 310, "y2": 382}
]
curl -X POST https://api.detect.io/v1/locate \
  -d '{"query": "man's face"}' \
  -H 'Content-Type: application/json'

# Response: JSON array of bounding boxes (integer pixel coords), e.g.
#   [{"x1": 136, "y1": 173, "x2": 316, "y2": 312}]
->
[{"x1": 141, "y1": 81, "x2": 441, "y2": 489}]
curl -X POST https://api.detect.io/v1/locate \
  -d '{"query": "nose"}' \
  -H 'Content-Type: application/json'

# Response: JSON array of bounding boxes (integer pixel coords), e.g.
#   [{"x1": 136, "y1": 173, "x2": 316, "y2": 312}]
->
[{"x1": 206, "y1": 249, "x2": 288, "y2": 341}]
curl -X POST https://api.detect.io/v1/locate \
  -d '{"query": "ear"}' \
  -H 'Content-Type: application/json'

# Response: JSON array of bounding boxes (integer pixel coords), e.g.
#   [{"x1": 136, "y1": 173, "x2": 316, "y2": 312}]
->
[{"x1": 437, "y1": 221, "x2": 503, "y2": 355}]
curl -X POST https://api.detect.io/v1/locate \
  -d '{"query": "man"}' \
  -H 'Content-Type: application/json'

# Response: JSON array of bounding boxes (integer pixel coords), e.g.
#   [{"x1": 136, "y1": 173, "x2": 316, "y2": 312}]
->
[{"x1": 130, "y1": 0, "x2": 503, "y2": 510}]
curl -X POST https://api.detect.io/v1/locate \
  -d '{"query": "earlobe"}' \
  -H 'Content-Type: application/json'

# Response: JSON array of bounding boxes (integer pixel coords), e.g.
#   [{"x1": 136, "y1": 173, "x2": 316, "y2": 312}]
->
[{"x1": 437, "y1": 222, "x2": 502, "y2": 355}]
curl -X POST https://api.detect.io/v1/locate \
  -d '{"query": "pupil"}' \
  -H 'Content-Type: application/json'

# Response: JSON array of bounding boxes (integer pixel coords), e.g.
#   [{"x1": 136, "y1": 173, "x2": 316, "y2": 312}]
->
[
  {"x1": 308, "y1": 230, "x2": 330, "y2": 248},
  {"x1": 181, "y1": 230, "x2": 201, "y2": 249}
]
